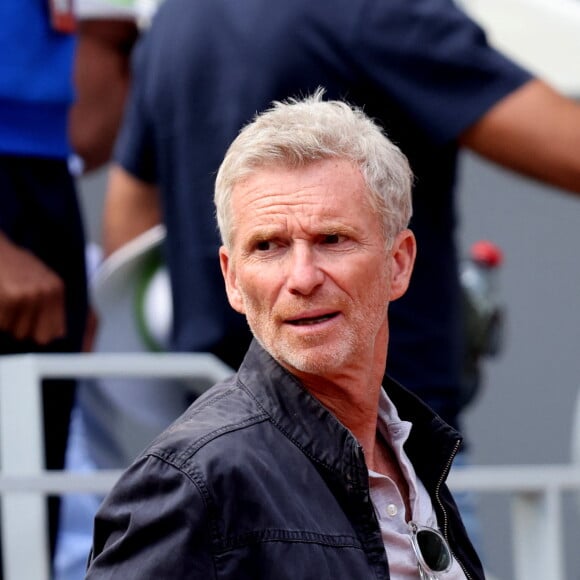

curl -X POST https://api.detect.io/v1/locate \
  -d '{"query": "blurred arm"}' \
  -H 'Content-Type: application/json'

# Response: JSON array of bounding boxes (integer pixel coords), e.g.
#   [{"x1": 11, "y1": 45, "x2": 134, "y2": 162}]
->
[
  {"x1": 459, "y1": 78, "x2": 580, "y2": 194},
  {"x1": 69, "y1": 19, "x2": 139, "y2": 172},
  {"x1": 0, "y1": 232, "x2": 66, "y2": 345},
  {"x1": 103, "y1": 165, "x2": 162, "y2": 257}
]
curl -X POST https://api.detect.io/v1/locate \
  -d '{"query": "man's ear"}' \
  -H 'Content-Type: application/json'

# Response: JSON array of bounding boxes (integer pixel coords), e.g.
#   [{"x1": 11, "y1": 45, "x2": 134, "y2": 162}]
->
[
  {"x1": 388, "y1": 229, "x2": 417, "y2": 301},
  {"x1": 219, "y1": 246, "x2": 245, "y2": 314}
]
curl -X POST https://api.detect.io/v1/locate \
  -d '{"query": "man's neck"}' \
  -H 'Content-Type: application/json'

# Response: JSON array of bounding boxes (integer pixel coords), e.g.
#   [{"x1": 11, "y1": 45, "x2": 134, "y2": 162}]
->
[
  {"x1": 298, "y1": 363, "x2": 383, "y2": 456},
  {"x1": 300, "y1": 364, "x2": 412, "y2": 518}
]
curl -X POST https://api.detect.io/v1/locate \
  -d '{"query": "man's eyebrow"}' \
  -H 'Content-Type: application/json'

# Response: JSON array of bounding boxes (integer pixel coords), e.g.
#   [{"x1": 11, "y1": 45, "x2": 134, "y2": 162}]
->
[
  {"x1": 240, "y1": 228, "x2": 282, "y2": 250},
  {"x1": 318, "y1": 222, "x2": 354, "y2": 233},
  {"x1": 246, "y1": 227, "x2": 283, "y2": 241},
  {"x1": 314, "y1": 221, "x2": 360, "y2": 237}
]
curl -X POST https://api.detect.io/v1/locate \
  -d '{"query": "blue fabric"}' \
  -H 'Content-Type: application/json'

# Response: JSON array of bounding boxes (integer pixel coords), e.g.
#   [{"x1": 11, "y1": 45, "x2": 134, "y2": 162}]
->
[
  {"x1": 0, "y1": 0, "x2": 76, "y2": 156},
  {"x1": 86, "y1": 341, "x2": 485, "y2": 579},
  {"x1": 115, "y1": 0, "x2": 532, "y2": 427}
]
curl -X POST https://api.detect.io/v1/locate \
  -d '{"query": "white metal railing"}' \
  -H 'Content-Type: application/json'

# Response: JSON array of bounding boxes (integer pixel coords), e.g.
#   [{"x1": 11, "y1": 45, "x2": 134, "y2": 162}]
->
[
  {"x1": 0, "y1": 353, "x2": 233, "y2": 580},
  {"x1": 448, "y1": 464, "x2": 580, "y2": 580},
  {"x1": 0, "y1": 353, "x2": 579, "y2": 580}
]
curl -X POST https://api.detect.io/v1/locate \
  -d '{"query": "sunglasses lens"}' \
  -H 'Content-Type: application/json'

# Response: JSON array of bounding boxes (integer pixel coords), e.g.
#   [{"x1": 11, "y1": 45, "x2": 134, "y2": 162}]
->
[{"x1": 416, "y1": 529, "x2": 451, "y2": 572}]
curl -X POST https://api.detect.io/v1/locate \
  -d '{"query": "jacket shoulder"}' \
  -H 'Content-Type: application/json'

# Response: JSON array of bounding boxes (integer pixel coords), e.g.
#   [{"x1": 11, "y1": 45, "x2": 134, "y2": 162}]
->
[{"x1": 144, "y1": 376, "x2": 269, "y2": 468}]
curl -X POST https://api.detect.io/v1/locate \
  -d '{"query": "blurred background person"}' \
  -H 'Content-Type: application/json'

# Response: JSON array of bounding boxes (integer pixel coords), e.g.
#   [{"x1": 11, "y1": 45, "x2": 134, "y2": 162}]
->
[{"x1": 0, "y1": 0, "x2": 89, "y2": 573}]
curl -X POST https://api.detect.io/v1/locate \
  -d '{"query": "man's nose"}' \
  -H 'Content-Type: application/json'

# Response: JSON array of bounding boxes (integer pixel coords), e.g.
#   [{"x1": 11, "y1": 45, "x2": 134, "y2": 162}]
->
[{"x1": 286, "y1": 244, "x2": 324, "y2": 295}]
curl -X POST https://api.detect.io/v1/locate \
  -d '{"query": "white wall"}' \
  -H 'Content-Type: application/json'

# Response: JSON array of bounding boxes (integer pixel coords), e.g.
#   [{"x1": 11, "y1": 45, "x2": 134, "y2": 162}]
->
[{"x1": 459, "y1": 0, "x2": 580, "y2": 95}]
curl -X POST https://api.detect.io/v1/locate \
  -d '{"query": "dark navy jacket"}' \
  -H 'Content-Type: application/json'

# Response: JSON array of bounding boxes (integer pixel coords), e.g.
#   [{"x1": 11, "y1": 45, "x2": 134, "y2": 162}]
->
[{"x1": 87, "y1": 341, "x2": 484, "y2": 579}]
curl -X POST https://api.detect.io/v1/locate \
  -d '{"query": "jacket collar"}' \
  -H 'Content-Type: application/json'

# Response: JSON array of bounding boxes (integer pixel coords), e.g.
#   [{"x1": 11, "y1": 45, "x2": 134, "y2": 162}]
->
[
  {"x1": 237, "y1": 340, "x2": 461, "y2": 491},
  {"x1": 385, "y1": 374, "x2": 462, "y2": 490}
]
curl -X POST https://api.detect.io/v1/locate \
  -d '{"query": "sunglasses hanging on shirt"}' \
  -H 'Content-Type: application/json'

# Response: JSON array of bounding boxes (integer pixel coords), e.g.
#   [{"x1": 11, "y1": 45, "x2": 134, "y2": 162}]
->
[{"x1": 408, "y1": 520, "x2": 453, "y2": 579}]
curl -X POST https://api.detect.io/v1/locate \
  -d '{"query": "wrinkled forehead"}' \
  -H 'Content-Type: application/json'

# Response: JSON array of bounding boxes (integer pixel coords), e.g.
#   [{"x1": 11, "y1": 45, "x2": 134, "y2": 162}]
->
[{"x1": 228, "y1": 159, "x2": 384, "y2": 243}]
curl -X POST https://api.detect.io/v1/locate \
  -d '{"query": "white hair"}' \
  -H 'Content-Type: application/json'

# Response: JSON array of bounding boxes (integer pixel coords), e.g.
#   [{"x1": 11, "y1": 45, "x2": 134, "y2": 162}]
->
[{"x1": 214, "y1": 90, "x2": 413, "y2": 249}]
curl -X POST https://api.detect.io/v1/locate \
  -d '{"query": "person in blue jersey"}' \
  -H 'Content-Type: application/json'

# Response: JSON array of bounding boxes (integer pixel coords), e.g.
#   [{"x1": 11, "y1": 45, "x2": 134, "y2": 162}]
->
[{"x1": 0, "y1": 0, "x2": 88, "y2": 564}]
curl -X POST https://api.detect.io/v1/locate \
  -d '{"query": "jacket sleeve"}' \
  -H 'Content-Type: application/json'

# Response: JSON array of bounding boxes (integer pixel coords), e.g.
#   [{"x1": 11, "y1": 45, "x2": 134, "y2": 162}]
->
[{"x1": 86, "y1": 454, "x2": 216, "y2": 578}]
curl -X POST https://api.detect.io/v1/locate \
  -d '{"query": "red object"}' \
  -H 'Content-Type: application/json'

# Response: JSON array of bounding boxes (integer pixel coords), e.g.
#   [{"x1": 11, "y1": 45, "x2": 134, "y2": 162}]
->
[
  {"x1": 470, "y1": 240, "x2": 503, "y2": 267},
  {"x1": 49, "y1": 0, "x2": 76, "y2": 33}
]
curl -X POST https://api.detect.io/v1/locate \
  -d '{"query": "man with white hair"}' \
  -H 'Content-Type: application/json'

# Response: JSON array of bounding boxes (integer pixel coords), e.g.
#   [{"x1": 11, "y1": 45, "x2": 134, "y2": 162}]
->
[{"x1": 86, "y1": 94, "x2": 483, "y2": 579}]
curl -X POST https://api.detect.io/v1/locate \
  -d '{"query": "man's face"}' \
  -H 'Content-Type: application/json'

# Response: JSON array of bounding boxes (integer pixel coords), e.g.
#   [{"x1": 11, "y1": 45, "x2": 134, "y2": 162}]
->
[{"x1": 219, "y1": 158, "x2": 415, "y2": 379}]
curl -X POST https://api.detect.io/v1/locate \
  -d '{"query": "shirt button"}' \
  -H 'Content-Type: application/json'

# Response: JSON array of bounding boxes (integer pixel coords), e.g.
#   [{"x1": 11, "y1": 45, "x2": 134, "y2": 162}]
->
[{"x1": 386, "y1": 504, "x2": 398, "y2": 517}]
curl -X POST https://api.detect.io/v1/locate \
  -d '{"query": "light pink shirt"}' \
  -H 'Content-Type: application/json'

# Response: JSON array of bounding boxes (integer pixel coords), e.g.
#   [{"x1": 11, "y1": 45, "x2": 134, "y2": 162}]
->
[{"x1": 368, "y1": 390, "x2": 467, "y2": 579}]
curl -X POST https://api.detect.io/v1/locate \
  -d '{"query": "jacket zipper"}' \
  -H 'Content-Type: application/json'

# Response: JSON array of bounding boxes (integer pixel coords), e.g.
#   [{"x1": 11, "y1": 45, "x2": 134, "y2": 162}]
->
[{"x1": 435, "y1": 438, "x2": 472, "y2": 580}]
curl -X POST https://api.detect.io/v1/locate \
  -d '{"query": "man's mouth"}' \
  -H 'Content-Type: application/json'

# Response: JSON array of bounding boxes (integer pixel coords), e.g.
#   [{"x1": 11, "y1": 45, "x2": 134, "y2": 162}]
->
[{"x1": 286, "y1": 312, "x2": 339, "y2": 326}]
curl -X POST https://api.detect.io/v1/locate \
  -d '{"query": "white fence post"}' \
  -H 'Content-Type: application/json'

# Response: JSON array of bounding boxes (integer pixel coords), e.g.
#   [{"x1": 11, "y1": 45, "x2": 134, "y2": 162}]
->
[
  {"x1": 512, "y1": 487, "x2": 565, "y2": 580},
  {"x1": 0, "y1": 355, "x2": 51, "y2": 580},
  {"x1": 449, "y1": 464, "x2": 580, "y2": 580},
  {"x1": 0, "y1": 352, "x2": 235, "y2": 580}
]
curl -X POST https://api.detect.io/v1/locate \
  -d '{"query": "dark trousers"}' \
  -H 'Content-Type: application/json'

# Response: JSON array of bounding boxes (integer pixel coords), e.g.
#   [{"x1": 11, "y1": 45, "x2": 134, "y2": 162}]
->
[{"x1": 0, "y1": 155, "x2": 88, "y2": 571}]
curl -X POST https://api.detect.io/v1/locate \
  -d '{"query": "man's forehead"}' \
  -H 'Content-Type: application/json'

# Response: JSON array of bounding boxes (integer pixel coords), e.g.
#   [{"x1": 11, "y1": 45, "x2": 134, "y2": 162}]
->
[
  {"x1": 236, "y1": 157, "x2": 359, "y2": 183},
  {"x1": 232, "y1": 175, "x2": 365, "y2": 225},
  {"x1": 232, "y1": 159, "x2": 364, "y2": 200}
]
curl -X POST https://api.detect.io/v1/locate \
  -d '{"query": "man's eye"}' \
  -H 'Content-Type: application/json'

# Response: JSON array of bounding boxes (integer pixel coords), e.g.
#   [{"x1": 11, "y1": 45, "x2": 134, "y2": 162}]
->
[
  {"x1": 256, "y1": 240, "x2": 273, "y2": 251},
  {"x1": 322, "y1": 234, "x2": 342, "y2": 244}
]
